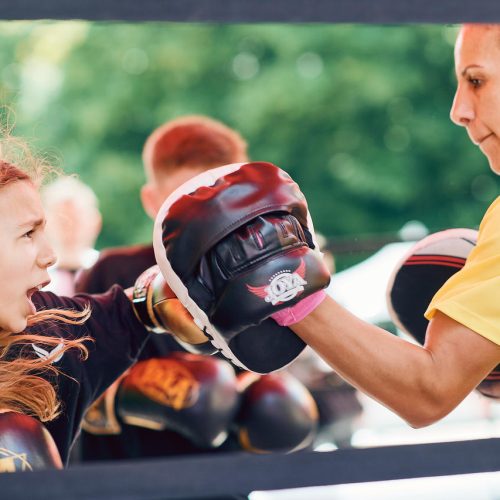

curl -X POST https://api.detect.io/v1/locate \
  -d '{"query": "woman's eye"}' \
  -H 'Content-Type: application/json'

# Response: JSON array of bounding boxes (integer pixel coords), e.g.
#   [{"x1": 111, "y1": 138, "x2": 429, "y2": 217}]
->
[
  {"x1": 469, "y1": 77, "x2": 482, "y2": 88},
  {"x1": 23, "y1": 229, "x2": 35, "y2": 239}
]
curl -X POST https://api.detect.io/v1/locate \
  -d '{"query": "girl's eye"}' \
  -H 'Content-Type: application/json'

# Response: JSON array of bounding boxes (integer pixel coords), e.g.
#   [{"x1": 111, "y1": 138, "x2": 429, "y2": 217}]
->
[{"x1": 24, "y1": 229, "x2": 35, "y2": 239}]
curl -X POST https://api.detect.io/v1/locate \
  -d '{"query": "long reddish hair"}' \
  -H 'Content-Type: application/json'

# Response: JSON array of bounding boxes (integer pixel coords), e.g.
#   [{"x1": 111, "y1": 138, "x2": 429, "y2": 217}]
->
[{"x1": 0, "y1": 159, "x2": 90, "y2": 421}]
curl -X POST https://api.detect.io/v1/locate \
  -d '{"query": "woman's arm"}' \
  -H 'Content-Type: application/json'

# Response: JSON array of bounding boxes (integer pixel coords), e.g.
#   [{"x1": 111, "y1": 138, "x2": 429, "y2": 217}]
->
[{"x1": 293, "y1": 295, "x2": 500, "y2": 427}]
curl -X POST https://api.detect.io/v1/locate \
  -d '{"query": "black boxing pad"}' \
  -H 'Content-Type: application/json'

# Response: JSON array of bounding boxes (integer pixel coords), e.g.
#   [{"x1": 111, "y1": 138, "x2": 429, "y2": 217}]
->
[
  {"x1": 386, "y1": 228, "x2": 500, "y2": 400},
  {"x1": 154, "y1": 162, "x2": 330, "y2": 373},
  {"x1": 387, "y1": 228, "x2": 477, "y2": 345},
  {"x1": 476, "y1": 372, "x2": 500, "y2": 399}
]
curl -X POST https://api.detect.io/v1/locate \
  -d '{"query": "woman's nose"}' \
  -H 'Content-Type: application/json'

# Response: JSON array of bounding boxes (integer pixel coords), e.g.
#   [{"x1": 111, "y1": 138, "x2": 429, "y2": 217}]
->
[{"x1": 450, "y1": 86, "x2": 475, "y2": 126}]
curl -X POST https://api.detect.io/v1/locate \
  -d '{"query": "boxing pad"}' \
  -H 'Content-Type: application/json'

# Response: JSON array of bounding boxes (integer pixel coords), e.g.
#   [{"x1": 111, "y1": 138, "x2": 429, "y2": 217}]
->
[
  {"x1": 234, "y1": 372, "x2": 319, "y2": 453},
  {"x1": 153, "y1": 161, "x2": 331, "y2": 373},
  {"x1": 116, "y1": 353, "x2": 240, "y2": 448},
  {"x1": 0, "y1": 412, "x2": 62, "y2": 472},
  {"x1": 386, "y1": 228, "x2": 500, "y2": 399}
]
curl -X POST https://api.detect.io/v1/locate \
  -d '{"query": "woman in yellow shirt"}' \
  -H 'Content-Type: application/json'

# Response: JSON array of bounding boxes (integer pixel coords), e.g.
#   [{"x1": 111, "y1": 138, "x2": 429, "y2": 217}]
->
[{"x1": 291, "y1": 24, "x2": 500, "y2": 427}]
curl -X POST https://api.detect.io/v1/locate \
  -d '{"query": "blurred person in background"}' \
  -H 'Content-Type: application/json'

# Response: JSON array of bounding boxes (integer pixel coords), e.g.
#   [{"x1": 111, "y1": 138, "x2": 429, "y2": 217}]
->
[{"x1": 42, "y1": 176, "x2": 101, "y2": 297}]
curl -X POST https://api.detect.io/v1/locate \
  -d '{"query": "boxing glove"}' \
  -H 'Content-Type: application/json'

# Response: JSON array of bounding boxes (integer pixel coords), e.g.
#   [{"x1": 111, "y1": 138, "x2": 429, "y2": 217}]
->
[
  {"x1": 130, "y1": 265, "x2": 216, "y2": 355},
  {"x1": 83, "y1": 353, "x2": 240, "y2": 448},
  {"x1": 234, "y1": 371, "x2": 319, "y2": 453},
  {"x1": 0, "y1": 412, "x2": 62, "y2": 472}
]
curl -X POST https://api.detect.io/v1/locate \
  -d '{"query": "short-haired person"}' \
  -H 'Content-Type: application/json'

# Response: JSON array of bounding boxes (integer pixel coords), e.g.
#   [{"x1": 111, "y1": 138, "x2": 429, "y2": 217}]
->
[
  {"x1": 0, "y1": 139, "x2": 183, "y2": 470},
  {"x1": 155, "y1": 25, "x2": 500, "y2": 429},
  {"x1": 76, "y1": 115, "x2": 250, "y2": 460}
]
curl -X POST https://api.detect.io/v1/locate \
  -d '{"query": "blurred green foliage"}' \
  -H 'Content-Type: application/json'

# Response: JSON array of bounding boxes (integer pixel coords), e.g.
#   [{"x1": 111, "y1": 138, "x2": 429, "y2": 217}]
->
[{"x1": 0, "y1": 22, "x2": 496, "y2": 269}]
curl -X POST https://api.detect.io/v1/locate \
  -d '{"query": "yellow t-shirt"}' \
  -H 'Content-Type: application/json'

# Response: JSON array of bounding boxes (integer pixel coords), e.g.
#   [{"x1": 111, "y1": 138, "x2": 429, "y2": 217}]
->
[{"x1": 425, "y1": 196, "x2": 500, "y2": 346}]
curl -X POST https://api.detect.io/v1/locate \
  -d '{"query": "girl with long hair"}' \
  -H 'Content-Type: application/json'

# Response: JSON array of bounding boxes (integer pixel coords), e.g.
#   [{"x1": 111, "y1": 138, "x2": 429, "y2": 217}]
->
[{"x1": 0, "y1": 140, "x2": 152, "y2": 467}]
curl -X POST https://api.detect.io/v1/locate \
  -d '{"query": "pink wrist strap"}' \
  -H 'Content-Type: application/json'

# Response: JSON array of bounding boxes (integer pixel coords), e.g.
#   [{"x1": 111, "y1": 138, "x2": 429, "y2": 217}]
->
[{"x1": 271, "y1": 290, "x2": 327, "y2": 327}]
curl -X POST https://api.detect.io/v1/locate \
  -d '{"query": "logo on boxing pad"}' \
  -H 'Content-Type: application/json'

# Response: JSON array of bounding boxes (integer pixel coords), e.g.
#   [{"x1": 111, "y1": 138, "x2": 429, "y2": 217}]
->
[{"x1": 247, "y1": 259, "x2": 307, "y2": 305}]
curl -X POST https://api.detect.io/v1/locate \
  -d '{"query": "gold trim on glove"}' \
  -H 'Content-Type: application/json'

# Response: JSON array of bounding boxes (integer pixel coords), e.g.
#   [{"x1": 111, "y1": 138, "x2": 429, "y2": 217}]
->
[{"x1": 81, "y1": 376, "x2": 123, "y2": 435}]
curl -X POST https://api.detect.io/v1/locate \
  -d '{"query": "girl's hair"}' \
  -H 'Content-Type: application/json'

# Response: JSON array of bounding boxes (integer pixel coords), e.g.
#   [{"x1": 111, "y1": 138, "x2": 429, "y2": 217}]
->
[{"x1": 0, "y1": 148, "x2": 90, "y2": 422}]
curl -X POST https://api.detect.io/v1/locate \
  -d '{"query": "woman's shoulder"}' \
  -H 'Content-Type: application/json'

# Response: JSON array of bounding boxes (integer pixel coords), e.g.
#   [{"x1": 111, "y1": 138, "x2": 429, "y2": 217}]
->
[
  {"x1": 483, "y1": 196, "x2": 500, "y2": 218},
  {"x1": 477, "y1": 196, "x2": 500, "y2": 239}
]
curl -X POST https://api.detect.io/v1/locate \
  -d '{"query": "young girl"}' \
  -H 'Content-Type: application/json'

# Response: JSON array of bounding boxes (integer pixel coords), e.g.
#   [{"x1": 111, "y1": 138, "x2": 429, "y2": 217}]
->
[{"x1": 0, "y1": 143, "x2": 152, "y2": 467}]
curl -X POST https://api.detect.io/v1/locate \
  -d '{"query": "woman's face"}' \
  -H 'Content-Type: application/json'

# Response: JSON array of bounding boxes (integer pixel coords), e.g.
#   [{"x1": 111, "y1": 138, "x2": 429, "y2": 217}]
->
[
  {"x1": 0, "y1": 181, "x2": 56, "y2": 333},
  {"x1": 451, "y1": 25, "x2": 500, "y2": 174}
]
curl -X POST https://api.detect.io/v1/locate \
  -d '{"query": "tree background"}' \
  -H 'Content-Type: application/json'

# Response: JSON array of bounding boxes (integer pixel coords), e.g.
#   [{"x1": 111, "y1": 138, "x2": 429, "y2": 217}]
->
[{"x1": 0, "y1": 22, "x2": 496, "y2": 269}]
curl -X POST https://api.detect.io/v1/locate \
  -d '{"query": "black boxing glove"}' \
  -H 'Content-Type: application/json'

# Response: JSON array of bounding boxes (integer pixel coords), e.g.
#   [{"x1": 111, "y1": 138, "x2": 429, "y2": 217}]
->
[
  {"x1": 386, "y1": 228, "x2": 500, "y2": 400},
  {"x1": 154, "y1": 162, "x2": 331, "y2": 373},
  {"x1": 83, "y1": 353, "x2": 240, "y2": 448},
  {"x1": 234, "y1": 372, "x2": 318, "y2": 453},
  {"x1": 0, "y1": 412, "x2": 62, "y2": 472}
]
